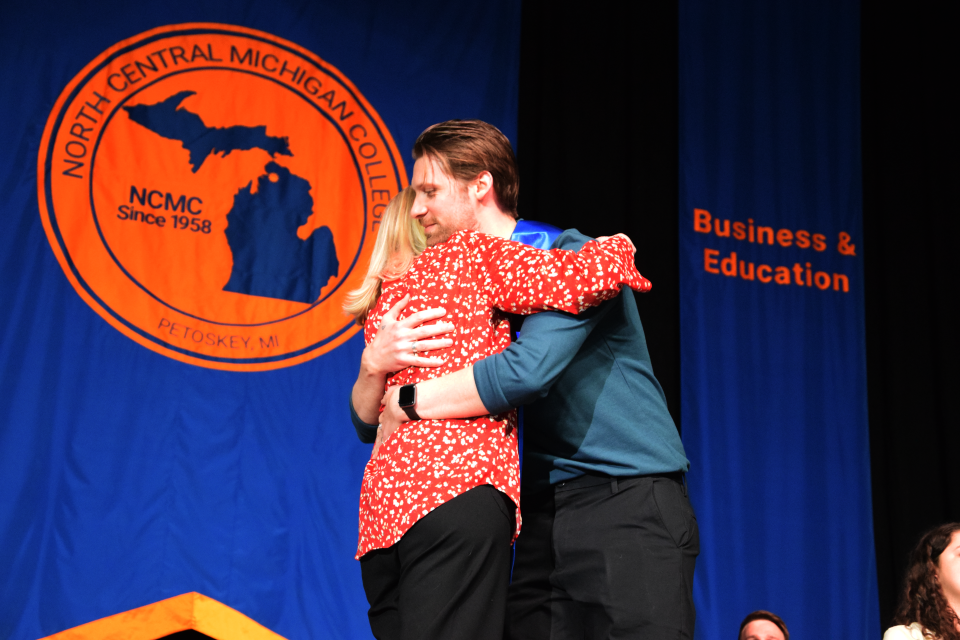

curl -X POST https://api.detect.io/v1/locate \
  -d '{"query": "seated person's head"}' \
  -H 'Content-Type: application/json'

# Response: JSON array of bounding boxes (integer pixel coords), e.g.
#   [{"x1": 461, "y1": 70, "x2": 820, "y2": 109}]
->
[
  {"x1": 739, "y1": 610, "x2": 789, "y2": 640},
  {"x1": 892, "y1": 522, "x2": 960, "y2": 639}
]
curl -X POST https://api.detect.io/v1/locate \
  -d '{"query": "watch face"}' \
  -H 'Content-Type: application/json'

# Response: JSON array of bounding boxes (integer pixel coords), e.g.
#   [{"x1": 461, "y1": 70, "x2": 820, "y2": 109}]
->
[{"x1": 398, "y1": 384, "x2": 416, "y2": 407}]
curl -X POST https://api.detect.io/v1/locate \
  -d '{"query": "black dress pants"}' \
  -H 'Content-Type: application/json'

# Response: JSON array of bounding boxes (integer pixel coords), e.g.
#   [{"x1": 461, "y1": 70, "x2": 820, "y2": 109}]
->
[
  {"x1": 506, "y1": 474, "x2": 699, "y2": 640},
  {"x1": 360, "y1": 484, "x2": 516, "y2": 640}
]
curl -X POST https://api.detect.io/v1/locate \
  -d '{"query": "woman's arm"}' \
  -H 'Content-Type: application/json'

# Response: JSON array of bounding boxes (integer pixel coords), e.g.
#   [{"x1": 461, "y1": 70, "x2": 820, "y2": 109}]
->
[{"x1": 484, "y1": 233, "x2": 650, "y2": 315}]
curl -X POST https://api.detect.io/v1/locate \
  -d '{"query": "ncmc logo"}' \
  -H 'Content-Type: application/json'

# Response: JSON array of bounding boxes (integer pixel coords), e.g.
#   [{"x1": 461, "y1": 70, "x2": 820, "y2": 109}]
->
[{"x1": 38, "y1": 23, "x2": 405, "y2": 370}]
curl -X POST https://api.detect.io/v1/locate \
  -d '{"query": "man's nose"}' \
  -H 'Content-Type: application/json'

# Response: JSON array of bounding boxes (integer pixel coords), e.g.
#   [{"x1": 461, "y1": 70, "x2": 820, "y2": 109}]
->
[{"x1": 411, "y1": 196, "x2": 427, "y2": 218}]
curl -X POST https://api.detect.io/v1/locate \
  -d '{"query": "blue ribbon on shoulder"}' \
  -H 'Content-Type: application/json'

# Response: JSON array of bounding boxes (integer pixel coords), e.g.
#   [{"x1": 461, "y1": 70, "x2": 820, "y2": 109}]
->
[
  {"x1": 510, "y1": 219, "x2": 563, "y2": 249},
  {"x1": 506, "y1": 220, "x2": 563, "y2": 578}
]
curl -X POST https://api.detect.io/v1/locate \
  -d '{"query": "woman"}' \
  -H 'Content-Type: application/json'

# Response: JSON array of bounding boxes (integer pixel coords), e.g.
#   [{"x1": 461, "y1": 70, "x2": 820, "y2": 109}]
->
[
  {"x1": 344, "y1": 188, "x2": 649, "y2": 639},
  {"x1": 884, "y1": 523, "x2": 960, "y2": 640}
]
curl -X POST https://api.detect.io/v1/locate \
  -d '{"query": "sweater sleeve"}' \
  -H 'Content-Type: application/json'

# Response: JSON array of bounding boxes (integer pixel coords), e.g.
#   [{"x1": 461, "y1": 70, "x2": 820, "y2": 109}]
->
[
  {"x1": 474, "y1": 301, "x2": 613, "y2": 414},
  {"x1": 349, "y1": 395, "x2": 379, "y2": 444},
  {"x1": 474, "y1": 229, "x2": 621, "y2": 413}
]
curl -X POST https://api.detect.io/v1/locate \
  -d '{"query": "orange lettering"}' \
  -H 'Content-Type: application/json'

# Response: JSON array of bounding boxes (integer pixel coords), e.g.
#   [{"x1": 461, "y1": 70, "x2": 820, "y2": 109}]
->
[
  {"x1": 833, "y1": 273, "x2": 849, "y2": 292},
  {"x1": 733, "y1": 221, "x2": 746, "y2": 240},
  {"x1": 757, "y1": 226, "x2": 774, "y2": 245},
  {"x1": 757, "y1": 264, "x2": 772, "y2": 283},
  {"x1": 720, "y1": 251, "x2": 737, "y2": 276},
  {"x1": 714, "y1": 218, "x2": 731, "y2": 237},
  {"x1": 694, "y1": 209, "x2": 712, "y2": 233},
  {"x1": 792, "y1": 263, "x2": 804, "y2": 285},
  {"x1": 838, "y1": 232, "x2": 857, "y2": 256},
  {"x1": 704, "y1": 248, "x2": 720, "y2": 274}
]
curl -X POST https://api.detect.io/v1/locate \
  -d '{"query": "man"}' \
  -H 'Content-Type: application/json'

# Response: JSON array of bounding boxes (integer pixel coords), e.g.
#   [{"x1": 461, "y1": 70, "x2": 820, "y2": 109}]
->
[
  {"x1": 739, "y1": 611, "x2": 790, "y2": 640},
  {"x1": 352, "y1": 120, "x2": 698, "y2": 640}
]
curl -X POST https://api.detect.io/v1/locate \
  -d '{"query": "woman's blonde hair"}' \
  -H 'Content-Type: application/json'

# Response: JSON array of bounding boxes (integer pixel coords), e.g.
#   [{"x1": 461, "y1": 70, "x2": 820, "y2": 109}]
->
[{"x1": 343, "y1": 187, "x2": 425, "y2": 323}]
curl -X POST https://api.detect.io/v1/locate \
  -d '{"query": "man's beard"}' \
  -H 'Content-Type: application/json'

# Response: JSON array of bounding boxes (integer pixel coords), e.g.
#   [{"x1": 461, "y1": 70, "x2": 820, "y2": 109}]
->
[{"x1": 422, "y1": 194, "x2": 479, "y2": 246}]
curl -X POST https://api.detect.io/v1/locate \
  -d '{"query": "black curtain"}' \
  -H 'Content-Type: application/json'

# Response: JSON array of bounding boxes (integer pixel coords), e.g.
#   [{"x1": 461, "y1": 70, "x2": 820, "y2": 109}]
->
[
  {"x1": 518, "y1": 0, "x2": 958, "y2": 632},
  {"x1": 517, "y1": 0, "x2": 682, "y2": 426},
  {"x1": 862, "y1": 0, "x2": 960, "y2": 629}
]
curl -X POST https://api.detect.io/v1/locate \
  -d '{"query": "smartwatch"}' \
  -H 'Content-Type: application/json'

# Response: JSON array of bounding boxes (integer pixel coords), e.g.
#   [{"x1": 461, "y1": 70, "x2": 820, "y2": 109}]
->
[{"x1": 398, "y1": 384, "x2": 419, "y2": 420}]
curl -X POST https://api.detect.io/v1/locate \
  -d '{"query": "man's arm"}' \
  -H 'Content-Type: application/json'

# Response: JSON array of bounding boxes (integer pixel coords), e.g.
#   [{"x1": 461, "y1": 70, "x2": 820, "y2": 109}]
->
[
  {"x1": 379, "y1": 229, "x2": 621, "y2": 435},
  {"x1": 474, "y1": 303, "x2": 612, "y2": 410},
  {"x1": 377, "y1": 303, "x2": 613, "y2": 439},
  {"x1": 380, "y1": 366, "x2": 486, "y2": 425},
  {"x1": 471, "y1": 228, "x2": 622, "y2": 411},
  {"x1": 349, "y1": 294, "x2": 454, "y2": 433}
]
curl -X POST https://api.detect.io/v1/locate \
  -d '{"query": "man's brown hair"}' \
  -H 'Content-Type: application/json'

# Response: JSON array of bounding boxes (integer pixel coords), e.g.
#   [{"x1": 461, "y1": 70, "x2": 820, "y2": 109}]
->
[
  {"x1": 413, "y1": 120, "x2": 520, "y2": 219},
  {"x1": 738, "y1": 610, "x2": 789, "y2": 640}
]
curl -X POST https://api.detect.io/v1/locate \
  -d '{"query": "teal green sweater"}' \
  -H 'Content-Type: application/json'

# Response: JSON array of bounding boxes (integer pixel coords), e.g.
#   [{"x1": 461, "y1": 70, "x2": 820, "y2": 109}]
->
[
  {"x1": 350, "y1": 228, "x2": 689, "y2": 492},
  {"x1": 472, "y1": 229, "x2": 689, "y2": 492}
]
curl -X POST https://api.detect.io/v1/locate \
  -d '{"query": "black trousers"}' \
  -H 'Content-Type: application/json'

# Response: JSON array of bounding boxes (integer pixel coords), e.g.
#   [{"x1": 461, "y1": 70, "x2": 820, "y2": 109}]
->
[
  {"x1": 360, "y1": 484, "x2": 516, "y2": 640},
  {"x1": 506, "y1": 474, "x2": 699, "y2": 640}
]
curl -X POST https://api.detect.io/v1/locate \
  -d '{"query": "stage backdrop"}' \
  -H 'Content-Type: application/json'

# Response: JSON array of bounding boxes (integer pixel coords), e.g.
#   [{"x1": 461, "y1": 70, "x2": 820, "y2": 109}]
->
[
  {"x1": 0, "y1": 2, "x2": 519, "y2": 638},
  {"x1": 679, "y1": 0, "x2": 878, "y2": 638}
]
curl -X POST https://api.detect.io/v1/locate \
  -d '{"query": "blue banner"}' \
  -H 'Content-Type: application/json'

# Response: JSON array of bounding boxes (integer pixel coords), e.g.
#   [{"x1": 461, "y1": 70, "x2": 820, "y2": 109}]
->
[
  {"x1": 679, "y1": 1, "x2": 878, "y2": 638},
  {"x1": 0, "y1": 2, "x2": 519, "y2": 638}
]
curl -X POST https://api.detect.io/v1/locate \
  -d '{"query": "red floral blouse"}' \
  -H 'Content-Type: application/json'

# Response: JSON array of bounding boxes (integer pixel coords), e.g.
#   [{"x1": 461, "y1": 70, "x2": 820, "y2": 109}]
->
[{"x1": 356, "y1": 230, "x2": 651, "y2": 558}]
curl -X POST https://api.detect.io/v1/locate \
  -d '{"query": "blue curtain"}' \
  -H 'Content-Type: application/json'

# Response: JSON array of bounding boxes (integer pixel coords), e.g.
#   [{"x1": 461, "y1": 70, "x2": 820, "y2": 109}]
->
[
  {"x1": 679, "y1": 0, "x2": 879, "y2": 638},
  {"x1": 0, "y1": 2, "x2": 519, "y2": 638}
]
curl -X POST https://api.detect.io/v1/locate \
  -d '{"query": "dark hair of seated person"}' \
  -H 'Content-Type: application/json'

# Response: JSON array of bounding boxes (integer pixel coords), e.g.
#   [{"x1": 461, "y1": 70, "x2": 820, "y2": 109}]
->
[
  {"x1": 739, "y1": 610, "x2": 789, "y2": 640},
  {"x1": 892, "y1": 522, "x2": 960, "y2": 640}
]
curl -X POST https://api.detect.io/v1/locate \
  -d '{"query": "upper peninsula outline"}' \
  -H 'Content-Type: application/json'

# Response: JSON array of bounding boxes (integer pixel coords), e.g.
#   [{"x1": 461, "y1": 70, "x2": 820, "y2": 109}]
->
[{"x1": 124, "y1": 91, "x2": 339, "y2": 304}]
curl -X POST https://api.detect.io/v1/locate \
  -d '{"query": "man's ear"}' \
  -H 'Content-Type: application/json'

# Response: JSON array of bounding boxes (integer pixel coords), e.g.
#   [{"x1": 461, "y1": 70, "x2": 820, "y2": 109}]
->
[{"x1": 471, "y1": 171, "x2": 495, "y2": 203}]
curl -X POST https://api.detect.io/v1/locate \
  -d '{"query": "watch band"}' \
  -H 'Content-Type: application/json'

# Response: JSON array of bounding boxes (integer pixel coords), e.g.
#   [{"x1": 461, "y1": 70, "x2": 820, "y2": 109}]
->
[{"x1": 398, "y1": 384, "x2": 419, "y2": 420}]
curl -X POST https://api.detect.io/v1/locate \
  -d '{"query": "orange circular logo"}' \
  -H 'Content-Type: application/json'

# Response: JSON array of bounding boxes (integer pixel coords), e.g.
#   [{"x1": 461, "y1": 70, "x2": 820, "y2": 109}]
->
[{"x1": 37, "y1": 23, "x2": 405, "y2": 370}]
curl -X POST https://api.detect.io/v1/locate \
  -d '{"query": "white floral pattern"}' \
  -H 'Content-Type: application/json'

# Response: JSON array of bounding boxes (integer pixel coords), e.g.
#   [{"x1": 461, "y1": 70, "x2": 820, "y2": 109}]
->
[{"x1": 356, "y1": 230, "x2": 651, "y2": 558}]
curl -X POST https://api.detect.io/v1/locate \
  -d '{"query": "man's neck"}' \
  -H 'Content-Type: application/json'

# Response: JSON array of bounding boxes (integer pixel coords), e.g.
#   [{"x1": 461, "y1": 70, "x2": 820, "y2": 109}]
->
[{"x1": 475, "y1": 208, "x2": 517, "y2": 239}]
